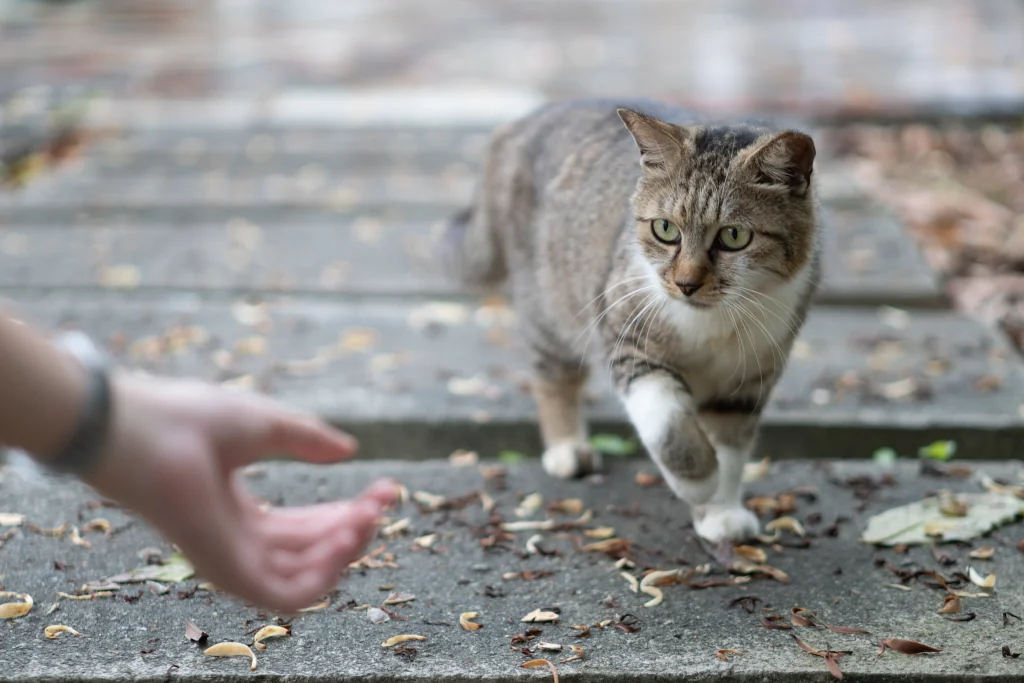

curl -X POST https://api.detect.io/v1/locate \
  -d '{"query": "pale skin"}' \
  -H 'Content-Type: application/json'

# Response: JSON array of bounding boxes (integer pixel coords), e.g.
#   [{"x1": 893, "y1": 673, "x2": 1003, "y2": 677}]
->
[{"x1": 0, "y1": 313, "x2": 396, "y2": 613}]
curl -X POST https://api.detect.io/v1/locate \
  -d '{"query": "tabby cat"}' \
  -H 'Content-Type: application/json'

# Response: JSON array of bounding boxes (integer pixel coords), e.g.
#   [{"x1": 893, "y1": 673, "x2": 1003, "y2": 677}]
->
[{"x1": 436, "y1": 99, "x2": 819, "y2": 542}]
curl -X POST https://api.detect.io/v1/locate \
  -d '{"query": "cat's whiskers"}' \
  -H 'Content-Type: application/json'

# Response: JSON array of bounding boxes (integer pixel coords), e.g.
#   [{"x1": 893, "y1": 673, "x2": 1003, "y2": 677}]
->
[
  {"x1": 729, "y1": 285, "x2": 802, "y2": 339},
  {"x1": 606, "y1": 291, "x2": 660, "y2": 382},
  {"x1": 577, "y1": 284, "x2": 660, "y2": 368},
  {"x1": 728, "y1": 290, "x2": 793, "y2": 369},
  {"x1": 720, "y1": 303, "x2": 747, "y2": 392},
  {"x1": 573, "y1": 275, "x2": 652, "y2": 321},
  {"x1": 727, "y1": 299, "x2": 767, "y2": 407},
  {"x1": 640, "y1": 296, "x2": 667, "y2": 377}
]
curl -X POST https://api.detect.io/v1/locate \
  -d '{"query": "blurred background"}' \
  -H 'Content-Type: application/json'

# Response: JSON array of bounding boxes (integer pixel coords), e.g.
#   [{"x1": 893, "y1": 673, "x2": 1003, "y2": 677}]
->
[{"x1": 0, "y1": 0, "x2": 1023, "y2": 458}]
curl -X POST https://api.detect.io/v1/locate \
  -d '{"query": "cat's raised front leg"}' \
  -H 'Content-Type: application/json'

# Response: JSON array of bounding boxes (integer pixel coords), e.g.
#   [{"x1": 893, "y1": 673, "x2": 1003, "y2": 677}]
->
[
  {"x1": 691, "y1": 409, "x2": 762, "y2": 543},
  {"x1": 532, "y1": 365, "x2": 601, "y2": 479},
  {"x1": 622, "y1": 372, "x2": 718, "y2": 506}
]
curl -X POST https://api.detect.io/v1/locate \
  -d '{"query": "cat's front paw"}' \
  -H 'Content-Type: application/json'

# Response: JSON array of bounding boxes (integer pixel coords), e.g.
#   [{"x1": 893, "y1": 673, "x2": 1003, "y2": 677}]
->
[
  {"x1": 542, "y1": 443, "x2": 602, "y2": 479},
  {"x1": 692, "y1": 505, "x2": 760, "y2": 543}
]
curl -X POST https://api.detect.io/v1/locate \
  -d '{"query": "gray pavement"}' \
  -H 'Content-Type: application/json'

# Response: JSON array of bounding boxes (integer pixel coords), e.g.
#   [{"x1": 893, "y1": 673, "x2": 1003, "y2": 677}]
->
[{"x1": 2, "y1": 458, "x2": 1024, "y2": 682}]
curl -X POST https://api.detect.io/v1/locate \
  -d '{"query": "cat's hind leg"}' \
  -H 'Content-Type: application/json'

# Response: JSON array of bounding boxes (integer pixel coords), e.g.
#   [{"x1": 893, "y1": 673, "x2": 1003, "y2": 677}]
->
[{"x1": 532, "y1": 361, "x2": 601, "y2": 479}]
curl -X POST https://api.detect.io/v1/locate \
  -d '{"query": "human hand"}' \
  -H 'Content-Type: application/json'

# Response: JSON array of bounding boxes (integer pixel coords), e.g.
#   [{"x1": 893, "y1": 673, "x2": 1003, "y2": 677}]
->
[{"x1": 83, "y1": 372, "x2": 395, "y2": 613}]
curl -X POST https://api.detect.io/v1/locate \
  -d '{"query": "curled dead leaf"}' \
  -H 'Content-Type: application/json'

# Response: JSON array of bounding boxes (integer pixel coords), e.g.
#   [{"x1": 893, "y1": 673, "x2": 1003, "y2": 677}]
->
[
  {"x1": 583, "y1": 527, "x2": 616, "y2": 540},
  {"x1": 297, "y1": 598, "x2": 331, "y2": 612},
  {"x1": 0, "y1": 592, "x2": 33, "y2": 619},
  {"x1": 716, "y1": 648, "x2": 743, "y2": 661},
  {"x1": 412, "y1": 533, "x2": 437, "y2": 549},
  {"x1": 581, "y1": 538, "x2": 630, "y2": 554},
  {"x1": 367, "y1": 607, "x2": 389, "y2": 624},
  {"x1": 252, "y1": 625, "x2": 290, "y2": 650},
  {"x1": 44, "y1": 624, "x2": 81, "y2": 639},
  {"x1": 412, "y1": 491, "x2": 447, "y2": 511},
  {"x1": 185, "y1": 621, "x2": 208, "y2": 643},
  {"x1": 969, "y1": 545, "x2": 995, "y2": 560},
  {"x1": 876, "y1": 638, "x2": 942, "y2": 656},
  {"x1": 68, "y1": 527, "x2": 91, "y2": 548},
  {"x1": 742, "y1": 457, "x2": 771, "y2": 483},
  {"x1": 639, "y1": 569, "x2": 682, "y2": 589},
  {"x1": 641, "y1": 585, "x2": 664, "y2": 608},
  {"x1": 460, "y1": 611, "x2": 483, "y2": 631},
  {"x1": 383, "y1": 591, "x2": 415, "y2": 605},
  {"x1": 81, "y1": 518, "x2": 112, "y2": 535},
  {"x1": 381, "y1": 518, "x2": 411, "y2": 537},
  {"x1": 0, "y1": 513, "x2": 26, "y2": 526},
  {"x1": 734, "y1": 545, "x2": 767, "y2": 564},
  {"x1": 968, "y1": 566, "x2": 996, "y2": 589},
  {"x1": 560, "y1": 644, "x2": 585, "y2": 663},
  {"x1": 204, "y1": 642, "x2": 257, "y2": 671},
  {"x1": 502, "y1": 520, "x2": 555, "y2": 532},
  {"x1": 824, "y1": 623, "x2": 871, "y2": 635},
  {"x1": 521, "y1": 608, "x2": 559, "y2": 623},
  {"x1": 520, "y1": 659, "x2": 560, "y2": 683},
  {"x1": 381, "y1": 634, "x2": 427, "y2": 648},
  {"x1": 937, "y1": 595, "x2": 961, "y2": 615},
  {"x1": 549, "y1": 498, "x2": 583, "y2": 516},
  {"x1": 634, "y1": 471, "x2": 663, "y2": 487},
  {"x1": 57, "y1": 591, "x2": 114, "y2": 601},
  {"x1": 538, "y1": 642, "x2": 563, "y2": 652},
  {"x1": 620, "y1": 572, "x2": 639, "y2": 593},
  {"x1": 765, "y1": 516, "x2": 806, "y2": 537},
  {"x1": 762, "y1": 615, "x2": 792, "y2": 630}
]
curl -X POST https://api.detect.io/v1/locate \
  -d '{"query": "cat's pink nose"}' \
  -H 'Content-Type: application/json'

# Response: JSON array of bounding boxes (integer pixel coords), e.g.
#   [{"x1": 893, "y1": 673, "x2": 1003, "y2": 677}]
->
[{"x1": 676, "y1": 280, "x2": 703, "y2": 297}]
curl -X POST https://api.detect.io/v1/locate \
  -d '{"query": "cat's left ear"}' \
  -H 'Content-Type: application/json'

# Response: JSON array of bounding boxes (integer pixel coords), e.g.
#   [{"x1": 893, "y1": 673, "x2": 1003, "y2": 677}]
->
[{"x1": 743, "y1": 131, "x2": 816, "y2": 198}]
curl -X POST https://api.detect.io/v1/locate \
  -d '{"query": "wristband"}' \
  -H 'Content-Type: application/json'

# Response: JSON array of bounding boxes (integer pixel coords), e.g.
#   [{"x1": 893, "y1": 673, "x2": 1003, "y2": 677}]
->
[{"x1": 43, "y1": 331, "x2": 113, "y2": 477}]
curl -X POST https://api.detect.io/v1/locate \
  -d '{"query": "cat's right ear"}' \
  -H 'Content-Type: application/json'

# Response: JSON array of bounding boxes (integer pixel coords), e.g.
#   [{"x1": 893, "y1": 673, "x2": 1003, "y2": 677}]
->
[{"x1": 617, "y1": 109, "x2": 687, "y2": 173}]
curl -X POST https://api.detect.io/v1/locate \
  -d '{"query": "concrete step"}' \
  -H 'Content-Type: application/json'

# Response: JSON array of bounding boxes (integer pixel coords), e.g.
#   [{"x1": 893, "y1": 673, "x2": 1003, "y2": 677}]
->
[
  {"x1": 1, "y1": 457, "x2": 1022, "y2": 682},
  {"x1": 0, "y1": 201, "x2": 942, "y2": 308},
  {"x1": 2, "y1": 291, "x2": 1020, "y2": 460}
]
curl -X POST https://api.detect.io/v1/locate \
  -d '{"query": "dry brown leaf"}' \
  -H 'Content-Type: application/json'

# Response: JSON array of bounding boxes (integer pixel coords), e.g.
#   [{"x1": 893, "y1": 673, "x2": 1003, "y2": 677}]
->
[
  {"x1": 634, "y1": 471, "x2": 663, "y2": 487},
  {"x1": 716, "y1": 648, "x2": 743, "y2": 662},
  {"x1": 640, "y1": 569, "x2": 682, "y2": 589},
  {"x1": 0, "y1": 592, "x2": 33, "y2": 620},
  {"x1": 367, "y1": 607, "x2": 389, "y2": 624},
  {"x1": 521, "y1": 608, "x2": 559, "y2": 623},
  {"x1": 560, "y1": 645, "x2": 585, "y2": 663},
  {"x1": 44, "y1": 624, "x2": 81, "y2": 639},
  {"x1": 765, "y1": 516, "x2": 806, "y2": 537},
  {"x1": 449, "y1": 450, "x2": 479, "y2": 467},
  {"x1": 0, "y1": 513, "x2": 26, "y2": 526},
  {"x1": 460, "y1": 612, "x2": 483, "y2": 631},
  {"x1": 204, "y1": 642, "x2": 257, "y2": 670},
  {"x1": 969, "y1": 545, "x2": 995, "y2": 560},
  {"x1": 968, "y1": 566, "x2": 996, "y2": 589},
  {"x1": 582, "y1": 527, "x2": 616, "y2": 540},
  {"x1": 252, "y1": 625, "x2": 289, "y2": 650},
  {"x1": 67, "y1": 527, "x2": 90, "y2": 548},
  {"x1": 620, "y1": 572, "x2": 639, "y2": 593},
  {"x1": 762, "y1": 615, "x2": 792, "y2": 630},
  {"x1": 734, "y1": 545, "x2": 767, "y2": 564},
  {"x1": 876, "y1": 638, "x2": 942, "y2": 656},
  {"x1": 520, "y1": 659, "x2": 560, "y2": 683},
  {"x1": 185, "y1": 621, "x2": 208, "y2": 643},
  {"x1": 81, "y1": 519, "x2": 111, "y2": 535},
  {"x1": 383, "y1": 591, "x2": 416, "y2": 605},
  {"x1": 381, "y1": 518, "x2": 411, "y2": 537},
  {"x1": 412, "y1": 491, "x2": 447, "y2": 511},
  {"x1": 745, "y1": 496, "x2": 779, "y2": 516},
  {"x1": 412, "y1": 534, "x2": 437, "y2": 549},
  {"x1": 549, "y1": 498, "x2": 584, "y2": 516},
  {"x1": 581, "y1": 538, "x2": 630, "y2": 554},
  {"x1": 57, "y1": 591, "x2": 114, "y2": 601},
  {"x1": 824, "y1": 623, "x2": 871, "y2": 635},
  {"x1": 297, "y1": 598, "x2": 331, "y2": 612},
  {"x1": 641, "y1": 585, "x2": 664, "y2": 608},
  {"x1": 937, "y1": 595, "x2": 961, "y2": 615},
  {"x1": 381, "y1": 634, "x2": 427, "y2": 648}
]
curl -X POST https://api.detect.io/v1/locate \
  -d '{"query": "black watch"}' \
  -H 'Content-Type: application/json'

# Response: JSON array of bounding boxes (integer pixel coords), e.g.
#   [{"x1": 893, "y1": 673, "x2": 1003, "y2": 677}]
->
[{"x1": 44, "y1": 331, "x2": 114, "y2": 477}]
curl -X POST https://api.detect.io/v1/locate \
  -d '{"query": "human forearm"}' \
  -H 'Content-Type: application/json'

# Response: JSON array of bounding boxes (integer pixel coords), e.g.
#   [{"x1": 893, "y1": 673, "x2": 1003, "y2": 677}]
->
[{"x1": 0, "y1": 313, "x2": 87, "y2": 459}]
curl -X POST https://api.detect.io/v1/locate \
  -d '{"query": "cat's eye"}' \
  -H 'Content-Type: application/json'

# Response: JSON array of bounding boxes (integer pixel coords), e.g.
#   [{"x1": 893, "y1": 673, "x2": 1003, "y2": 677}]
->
[
  {"x1": 716, "y1": 225, "x2": 753, "y2": 251},
  {"x1": 650, "y1": 219, "x2": 681, "y2": 244}
]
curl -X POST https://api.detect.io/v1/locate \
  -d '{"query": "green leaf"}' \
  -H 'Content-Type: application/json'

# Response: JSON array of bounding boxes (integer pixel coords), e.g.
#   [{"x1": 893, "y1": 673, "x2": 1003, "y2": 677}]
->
[
  {"x1": 918, "y1": 440, "x2": 957, "y2": 461},
  {"x1": 498, "y1": 450, "x2": 526, "y2": 465},
  {"x1": 103, "y1": 552, "x2": 195, "y2": 584},
  {"x1": 589, "y1": 434, "x2": 639, "y2": 457},
  {"x1": 872, "y1": 447, "x2": 897, "y2": 466},
  {"x1": 861, "y1": 493, "x2": 1024, "y2": 546}
]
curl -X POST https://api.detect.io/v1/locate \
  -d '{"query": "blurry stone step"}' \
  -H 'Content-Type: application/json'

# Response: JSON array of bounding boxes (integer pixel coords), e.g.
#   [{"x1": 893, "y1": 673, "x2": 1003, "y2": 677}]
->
[
  {"x1": 0, "y1": 200, "x2": 943, "y2": 308},
  {"x1": 82, "y1": 126, "x2": 494, "y2": 174},
  {"x1": 5, "y1": 291, "x2": 1021, "y2": 460}
]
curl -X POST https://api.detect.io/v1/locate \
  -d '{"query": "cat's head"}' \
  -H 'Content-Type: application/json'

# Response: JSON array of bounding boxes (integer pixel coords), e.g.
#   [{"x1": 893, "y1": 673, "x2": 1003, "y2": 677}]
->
[{"x1": 618, "y1": 108, "x2": 818, "y2": 310}]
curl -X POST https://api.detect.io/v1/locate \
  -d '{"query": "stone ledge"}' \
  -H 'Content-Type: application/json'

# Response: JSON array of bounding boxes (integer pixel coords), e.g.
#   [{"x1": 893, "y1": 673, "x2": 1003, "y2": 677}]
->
[{"x1": 1, "y1": 292, "x2": 1020, "y2": 459}]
